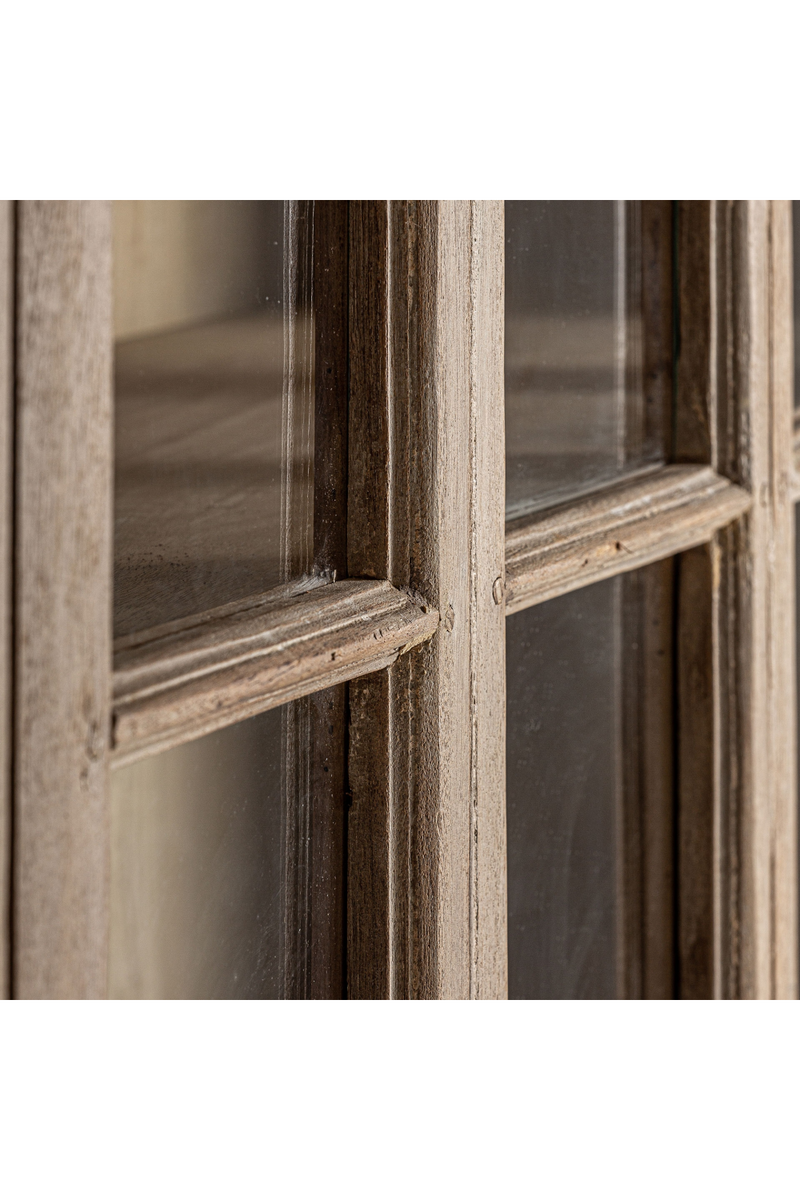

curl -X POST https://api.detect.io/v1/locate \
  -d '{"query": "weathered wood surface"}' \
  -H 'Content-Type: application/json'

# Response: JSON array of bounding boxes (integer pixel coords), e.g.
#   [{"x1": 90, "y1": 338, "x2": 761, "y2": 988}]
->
[
  {"x1": 619, "y1": 558, "x2": 675, "y2": 999},
  {"x1": 641, "y1": 201, "x2": 674, "y2": 461},
  {"x1": 750, "y1": 201, "x2": 796, "y2": 999},
  {"x1": 113, "y1": 578, "x2": 437, "y2": 766},
  {"x1": 15, "y1": 202, "x2": 113, "y2": 999},
  {"x1": 283, "y1": 202, "x2": 349, "y2": 1000},
  {"x1": 347, "y1": 201, "x2": 507, "y2": 1000},
  {"x1": 0, "y1": 203, "x2": 12, "y2": 999},
  {"x1": 505, "y1": 464, "x2": 750, "y2": 614},
  {"x1": 616, "y1": 207, "x2": 676, "y2": 999},
  {"x1": 674, "y1": 200, "x2": 797, "y2": 1000}
]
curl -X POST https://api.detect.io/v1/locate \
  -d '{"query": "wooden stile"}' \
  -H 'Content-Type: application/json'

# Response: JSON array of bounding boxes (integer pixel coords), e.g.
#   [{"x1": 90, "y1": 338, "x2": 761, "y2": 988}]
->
[
  {"x1": 675, "y1": 201, "x2": 797, "y2": 999},
  {"x1": 0, "y1": 203, "x2": 12, "y2": 999},
  {"x1": 14, "y1": 202, "x2": 113, "y2": 999},
  {"x1": 347, "y1": 201, "x2": 507, "y2": 999}
]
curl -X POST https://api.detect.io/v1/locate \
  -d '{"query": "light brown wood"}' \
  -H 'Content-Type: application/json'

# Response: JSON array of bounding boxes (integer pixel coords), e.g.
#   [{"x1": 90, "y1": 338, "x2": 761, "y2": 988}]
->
[
  {"x1": 674, "y1": 200, "x2": 797, "y2": 999},
  {"x1": 748, "y1": 201, "x2": 796, "y2": 999},
  {"x1": 15, "y1": 202, "x2": 113, "y2": 999},
  {"x1": 469, "y1": 200, "x2": 507, "y2": 996},
  {"x1": 0, "y1": 202, "x2": 13, "y2": 999},
  {"x1": 505, "y1": 464, "x2": 750, "y2": 614},
  {"x1": 112, "y1": 579, "x2": 438, "y2": 766},
  {"x1": 347, "y1": 201, "x2": 506, "y2": 1000}
]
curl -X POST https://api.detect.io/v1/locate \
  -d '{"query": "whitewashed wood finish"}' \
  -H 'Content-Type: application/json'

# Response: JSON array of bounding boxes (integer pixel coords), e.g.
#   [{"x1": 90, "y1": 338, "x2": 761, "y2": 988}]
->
[
  {"x1": 0, "y1": 203, "x2": 12, "y2": 998},
  {"x1": 674, "y1": 201, "x2": 797, "y2": 1000},
  {"x1": 15, "y1": 202, "x2": 113, "y2": 999},
  {"x1": 112, "y1": 578, "x2": 438, "y2": 766},
  {"x1": 347, "y1": 201, "x2": 506, "y2": 999},
  {"x1": 468, "y1": 201, "x2": 507, "y2": 997},
  {"x1": 505, "y1": 465, "x2": 751, "y2": 615},
  {"x1": 740, "y1": 201, "x2": 796, "y2": 999}
]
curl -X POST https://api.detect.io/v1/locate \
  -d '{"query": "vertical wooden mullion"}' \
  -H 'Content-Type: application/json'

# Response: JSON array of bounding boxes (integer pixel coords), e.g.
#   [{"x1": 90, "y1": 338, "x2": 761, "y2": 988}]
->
[
  {"x1": 347, "y1": 201, "x2": 506, "y2": 1000},
  {"x1": 766, "y1": 202, "x2": 797, "y2": 999},
  {"x1": 15, "y1": 202, "x2": 113, "y2": 998},
  {"x1": 282, "y1": 202, "x2": 350, "y2": 999},
  {"x1": 675, "y1": 200, "x2": 797, "y2": 999},
  {"x1": 0, "y1": 202, "x2": 13, "y2": 999},
  {"x1": 619, "y1": 202, "x2": 676, "y2": 999}
]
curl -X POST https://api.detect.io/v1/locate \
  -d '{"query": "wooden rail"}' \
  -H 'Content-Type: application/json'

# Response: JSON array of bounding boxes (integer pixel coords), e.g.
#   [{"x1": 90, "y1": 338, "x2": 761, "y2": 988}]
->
[
  {"x1": 113, "y1": 464, "x2": 753, "y2": 763},
  {"x1": 112, "y1": 577, "x2": 438, "y2": 765},
  {"x1": 505, "y1": 465, "x2": 751, "y2": 614}
]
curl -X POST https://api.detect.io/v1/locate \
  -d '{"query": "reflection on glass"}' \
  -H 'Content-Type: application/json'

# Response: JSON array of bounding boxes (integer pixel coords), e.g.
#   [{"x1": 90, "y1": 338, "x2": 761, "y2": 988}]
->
[
  {"x1": 113, "y1": 201, "x2": 313, "y2": 637},
  {"x1": 505, "y1": 201, "x2": 654, "y2": 517},
  {"x1": 109, "y1": 710, "x2": 283, "y2": 1000},
  {"x1": 506, "y1": 579, "x2": 621, "y2": 999}
]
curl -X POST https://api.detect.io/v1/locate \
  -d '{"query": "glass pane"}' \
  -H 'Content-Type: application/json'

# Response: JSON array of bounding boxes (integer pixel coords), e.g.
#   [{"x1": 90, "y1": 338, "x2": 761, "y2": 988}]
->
[
  {"x1": 505, "y1": 201, "x2": 657, "y2": 517},
  {"x1": 109, "y1": 710, "x2": 283, "y2": 999},
  {"x1": 506, "y1": 579, "x2": 621, "y2": 999},
  {"x1": 113, "y1": 201, "x2": 313, "y2": 637}
]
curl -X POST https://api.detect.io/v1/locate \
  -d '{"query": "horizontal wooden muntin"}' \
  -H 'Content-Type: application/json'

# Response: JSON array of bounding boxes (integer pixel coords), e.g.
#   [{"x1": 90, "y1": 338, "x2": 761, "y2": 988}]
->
[
  {"x1": 505, "y1": 464, "x2": 752, "y2": 614},
  {"x1": 112, "y1": 577, "x2": 439, "y2": 766}
]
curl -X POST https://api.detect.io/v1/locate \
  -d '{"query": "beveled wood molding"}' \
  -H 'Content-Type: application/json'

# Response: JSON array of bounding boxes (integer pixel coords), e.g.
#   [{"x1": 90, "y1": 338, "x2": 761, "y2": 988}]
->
[
  {"x1": 111, "y1": 578, "x2": 438, "y2": 767},
  {"x1": 792, "y1": 413, "x2": 800, "y2": 493},
  {"x1": 504, "y1": 464, "x2": 751, "y2": 614}
]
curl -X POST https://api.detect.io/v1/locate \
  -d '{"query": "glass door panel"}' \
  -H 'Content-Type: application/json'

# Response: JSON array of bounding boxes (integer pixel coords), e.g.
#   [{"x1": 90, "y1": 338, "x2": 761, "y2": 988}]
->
[
  {"x1": 113, "y1": 201, "x2": 313, "y2": 637},
  {"x1": 507, "y1": 580, "x2": 620, "y2": 998},
  {"x1": 110, "y1": 710, "x2": 283, "y2": 999},
  {"x1": 506, "y1": 564, "x2": 674, "y2": 999},
  {"x1": 505, "y1": 201, "x2": 662, "y2": 517}
]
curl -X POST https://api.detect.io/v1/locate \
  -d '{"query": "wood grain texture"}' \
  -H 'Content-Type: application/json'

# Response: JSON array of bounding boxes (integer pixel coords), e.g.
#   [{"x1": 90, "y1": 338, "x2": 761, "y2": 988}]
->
[
  {"x1": 347, "y1": 201, "x2": 506, "y2": 999},
  {"x1": 505, "y1": 464, "x2": 750, "y2": 615},
  {"x1": 676, "y1": 202, "x2": 715, "y2": 464},
  {"x1": 750, "y1": 201, "x2": 796, "y2": 999},
  {"x1": 642, "y1": 202, "x2": 675, "y2": 459},
  {"x1": 15, "y1": 202, "x2": 113, "y2": 999},
  {"x1": 0, "y1": 203, "x2": 12, "y2": 998},
  {"x1": 619, "y1": 558, "x2": 676, "y2": 999},
  {"x1": 283, "y1": 203, "x2": 349, "y2": 999},
  {"x1": 674, "y1": 201, "x2": 797, "y2": 999},
  {"x1": 113, "y1": 578, "x2": 437, "y2": 767},
  {"x1": 616, "y1": 208, "x2": 676, "y2": 999}
]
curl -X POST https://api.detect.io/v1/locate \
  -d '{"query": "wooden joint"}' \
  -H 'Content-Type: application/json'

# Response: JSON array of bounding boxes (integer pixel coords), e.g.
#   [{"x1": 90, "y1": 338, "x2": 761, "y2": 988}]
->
[
  {"x1": 505, "y1": 464, "x2": 752, "y2": 614},
  {"x1": 112, "y1": 578, "x2": 439, "y2": 766}
]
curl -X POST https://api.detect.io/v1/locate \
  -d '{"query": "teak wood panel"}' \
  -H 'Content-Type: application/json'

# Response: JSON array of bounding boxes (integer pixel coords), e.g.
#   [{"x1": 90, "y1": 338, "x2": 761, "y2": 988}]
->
[
  {"x1": 675, "y1": 200, "x2": 796, "y2": 999},
  {"x1": 15, "y1": 202, "x2": 113, "y2": 999},
  {"x1": 347, "y1": 201, "x2": 506, "y2": 1000},
  {"x1": 112, "y1": 578, "x2": 437, "y2": 766},
  {"x1": 505, "y1": 464, "x2": 750, "y2": 615}
]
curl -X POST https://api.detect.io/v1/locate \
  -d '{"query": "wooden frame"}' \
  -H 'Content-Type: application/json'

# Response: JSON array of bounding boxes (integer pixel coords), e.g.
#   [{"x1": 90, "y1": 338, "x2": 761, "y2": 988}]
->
[
  {"x1": 4, "y1": 198, "x2": 797, "y2": 1000},
  {"x1": 15, "y1": 202, "x2": 113, "y2": 999},
  {"x1": 346, "y1": 201, "x2": 506, "y2": 999},
  {"x1": 672, "y1": 201, "x2": 796, "y2": 999}
]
